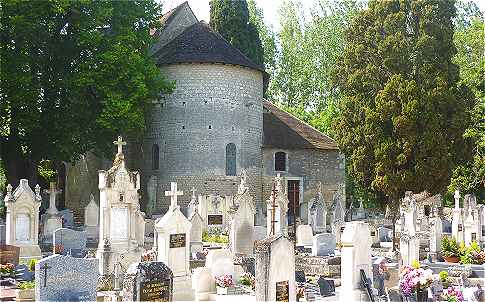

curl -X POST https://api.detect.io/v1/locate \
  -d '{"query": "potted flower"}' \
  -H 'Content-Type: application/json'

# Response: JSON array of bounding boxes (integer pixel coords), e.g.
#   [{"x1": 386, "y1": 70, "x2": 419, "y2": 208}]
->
[
  {"x1": 399, "y1": 262, "x2": 434, "y2": 302},
  {"x1": 16, "y1": 281, "x2": 35, "y2": 301},
  {"x1": 215, "y1": 274, "x2": 233, "y2": 295},
  {"x1": 142, "y1": 249, "x2": 156, "y2": 262},
  {"x1": 439, "y1": 271, "x2": 450, "y2": 288},
  {"x1": 239, "y1": 272, "x2": 255, "y2": 290},
  {"x1": 0, "y1": 263, "x2": 15, "y2": 278},
  {"x1": 442, "y1": 286, "x2": 464, "y2": 302},
  {"x1": 442, "y1": 237, "x2": 460, "y2": 263}
]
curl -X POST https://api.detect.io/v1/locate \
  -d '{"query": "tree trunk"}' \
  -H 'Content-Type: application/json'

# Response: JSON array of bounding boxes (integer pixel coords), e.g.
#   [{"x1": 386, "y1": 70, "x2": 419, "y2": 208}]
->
[{"x1": 1, "y1": 135, "x2": 38, "y2": 188}]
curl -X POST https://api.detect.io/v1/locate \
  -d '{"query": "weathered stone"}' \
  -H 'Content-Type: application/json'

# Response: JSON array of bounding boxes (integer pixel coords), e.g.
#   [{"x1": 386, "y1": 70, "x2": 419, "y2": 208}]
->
[{"x1": 122, "y1": 261, "x2": 173, "y2": 302}]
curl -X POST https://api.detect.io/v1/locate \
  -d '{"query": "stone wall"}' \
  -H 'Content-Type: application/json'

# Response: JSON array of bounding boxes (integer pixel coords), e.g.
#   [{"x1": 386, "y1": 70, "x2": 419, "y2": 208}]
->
[
  {"x1": 262, "y1": 148, "x2": 345, "y2": 223},
  {"x1": 143, "y1": 63, "x2": 264, "y2": 213}
]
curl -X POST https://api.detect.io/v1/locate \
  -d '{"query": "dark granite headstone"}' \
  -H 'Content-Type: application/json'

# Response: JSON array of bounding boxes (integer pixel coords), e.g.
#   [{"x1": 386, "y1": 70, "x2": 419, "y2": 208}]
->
[
  {"x1": 317, "y1": 277, "x2": 335, "y2": 297},
  {"x1": 15, "y1": 264, "x2": 34, "y2": 281},
  {"x1": 35, "y1": 254, "x2": 98, "y2": 301},
  {"x1": 0, "y1": 224, "x2": 6, "y2": 245},
  {"x1": 122, "y1": 261, "x2": 173, "y2": 302},
  {"x1": 0, "y1": 245, "x2": 20, "y2": 265},
  {"x1": 59, "y1": 209, "x2": 74, "y2": 228},
  {"x1": 295, "y1": 270, "x2": 306, "y2": 283}
]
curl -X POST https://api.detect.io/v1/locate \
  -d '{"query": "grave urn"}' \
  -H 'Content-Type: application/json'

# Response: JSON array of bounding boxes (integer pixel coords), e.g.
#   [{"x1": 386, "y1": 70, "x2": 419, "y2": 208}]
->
[{"x1": 443, "y1": 256, "x2": 459, "y2": 263}]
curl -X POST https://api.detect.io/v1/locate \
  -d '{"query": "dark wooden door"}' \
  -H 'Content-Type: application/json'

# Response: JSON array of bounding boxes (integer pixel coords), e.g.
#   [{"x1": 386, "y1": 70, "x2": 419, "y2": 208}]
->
[{"x1": 287, "y1": 180, "x2": 300, "y2": 225}]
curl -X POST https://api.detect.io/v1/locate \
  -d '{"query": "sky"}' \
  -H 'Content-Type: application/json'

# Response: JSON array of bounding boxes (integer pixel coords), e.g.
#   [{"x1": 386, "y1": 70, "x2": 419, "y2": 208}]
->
[{"x1": 162, "y1": 0, "x2": 485, "y2": 31}]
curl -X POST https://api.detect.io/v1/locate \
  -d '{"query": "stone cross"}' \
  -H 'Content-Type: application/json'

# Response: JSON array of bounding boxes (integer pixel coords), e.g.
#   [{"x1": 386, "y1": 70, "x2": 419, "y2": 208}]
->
[
  {"x1": 113, "y1": 136, "x2": 127, "y2": 155},
  {"x1": 35, "y1": 184, "x2": 41, "y2": 200},
  {"x1": 44, "y1": 182, "x2": 61, "y2": 215},
  {"x1": 454, "y1": 190, "x2": 461, "y2": 209},
  {"x1": 165, "y1": 182, "x2": 183, "y2": 209},
  {"x1": 41, "y1": 262, "x2": 51, "y2": 287},
  {"x1": 5, "y1": 184, "x2": 12, "y2": 200},
  {"x1": 275, "y1": 173, "x2": 283, "y2": 194}
]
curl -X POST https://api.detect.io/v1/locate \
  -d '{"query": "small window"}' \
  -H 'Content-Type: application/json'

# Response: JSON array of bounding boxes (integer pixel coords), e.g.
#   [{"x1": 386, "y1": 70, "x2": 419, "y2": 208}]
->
[
  {"x1": 275, "y1": 152, "x2": 286, "y2": 171},
  {"x1": 208, "y1": 125, "x2": 212, "y2": 129},
  {"x1": 226, "y1": 143, "x2": 236, "y2": 176},
  {"x1": 152, "y1": 144, "x2": 159, "y2": 170}
]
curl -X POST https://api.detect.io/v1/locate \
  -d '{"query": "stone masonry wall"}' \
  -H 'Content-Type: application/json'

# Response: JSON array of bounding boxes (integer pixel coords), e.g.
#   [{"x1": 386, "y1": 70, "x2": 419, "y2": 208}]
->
[
  {"x1": 143, "y1": 63, "x2": 264, "y2": 213},
  {"x1": 262, "y1": 148, "x2": 345, "y2": 223}
]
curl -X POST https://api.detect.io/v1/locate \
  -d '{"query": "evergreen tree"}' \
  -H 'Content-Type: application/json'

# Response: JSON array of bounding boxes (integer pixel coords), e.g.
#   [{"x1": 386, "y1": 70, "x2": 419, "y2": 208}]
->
[
  {"x1": 333, "y1": 0, "x2": 474, "y2": 231},
  {"x1": 0, "y1": 0, "x2": 173, "y2": 186},
  {"x1": 209, "y1": 0, "x2": 264, "y2": 66}
]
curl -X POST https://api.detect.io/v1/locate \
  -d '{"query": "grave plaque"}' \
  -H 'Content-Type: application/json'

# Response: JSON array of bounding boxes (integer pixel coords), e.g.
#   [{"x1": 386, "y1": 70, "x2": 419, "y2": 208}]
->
[
  {"x1": 0, "y1": 245, "x2": 20, "y2": 265},
  {"x1": 169, "y1": 234, "x2": 186, "y2": 248},
  {"x1": 458, "y1": 224, "x2": 463, "y2": 232},
  {"x1": 472, "y1": 233, "x2": 477, "y2": 241},
  {"x1": 140, "y1": 280, "x2": 170, "y2": 302},
  {"x1": 340, "y1": 226, "x2": 345, "y2": 232},
  {"x1": 276, "y1": 280, "x2": 289, "y2": 302},
  {"x1": 208, "y1": 215, "x2": 223, "y2": 225},
  {"x1": 371, "y1": 231, "x2": 376, "y2": 236}
]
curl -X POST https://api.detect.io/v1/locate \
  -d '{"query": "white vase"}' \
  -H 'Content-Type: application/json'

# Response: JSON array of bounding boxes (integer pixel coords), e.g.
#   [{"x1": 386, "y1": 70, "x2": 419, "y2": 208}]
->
[{"x1": 217, "y1": 286, "x2": 228, "y2": 295}]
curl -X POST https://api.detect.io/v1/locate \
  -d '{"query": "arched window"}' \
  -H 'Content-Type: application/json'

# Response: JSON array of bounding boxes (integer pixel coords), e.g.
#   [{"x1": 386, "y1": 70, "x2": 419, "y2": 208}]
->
[
  {"x1": 226, "y1": 143, "x2": 236, "y2": 176},
  {"x1": 152, "y1": 144, "x2": 159, "y2": 170},
  {"x1": 274, "y1": 152, "x2": 286, "y2": 171}
]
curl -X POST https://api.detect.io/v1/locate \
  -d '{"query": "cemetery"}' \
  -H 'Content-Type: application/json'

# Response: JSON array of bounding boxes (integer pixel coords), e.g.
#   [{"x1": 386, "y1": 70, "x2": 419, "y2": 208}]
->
[{"x1": 1, "y1": 0, "x2": 485, "y2": 302}]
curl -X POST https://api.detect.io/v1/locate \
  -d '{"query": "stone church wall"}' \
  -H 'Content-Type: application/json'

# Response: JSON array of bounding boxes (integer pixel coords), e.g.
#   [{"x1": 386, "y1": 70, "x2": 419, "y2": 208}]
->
[
  {"x1": 261, "y1": 148, "x2": 345, "y2": 224},
  {"x1": 143, "y1": 63, "x2": 264, "y2": 213}
]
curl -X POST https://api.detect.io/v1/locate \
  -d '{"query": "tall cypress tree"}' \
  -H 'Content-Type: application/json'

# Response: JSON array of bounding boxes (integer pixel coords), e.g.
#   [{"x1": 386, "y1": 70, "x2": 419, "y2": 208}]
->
[
  {"x1": 333, "y1": 0, "x2": 474, "y2": 233},
  {"x1": 209, "y1": 0, "x2": 264, "y2": 66}
]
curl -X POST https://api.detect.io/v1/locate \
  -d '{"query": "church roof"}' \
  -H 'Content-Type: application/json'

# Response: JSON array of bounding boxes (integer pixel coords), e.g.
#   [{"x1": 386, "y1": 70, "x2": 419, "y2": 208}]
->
[
  {"x1": 154, "y1": 21, "x2": 266, "y2": 74},
  {"x1": 263, "y1": 100, "x2": 339, "y2": 150}
]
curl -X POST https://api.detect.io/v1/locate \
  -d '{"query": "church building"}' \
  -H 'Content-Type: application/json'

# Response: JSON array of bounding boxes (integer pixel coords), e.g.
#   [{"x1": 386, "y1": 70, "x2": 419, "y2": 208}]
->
[{"x1": 65, "y1": 2, "x2": 345, "y2": 224}]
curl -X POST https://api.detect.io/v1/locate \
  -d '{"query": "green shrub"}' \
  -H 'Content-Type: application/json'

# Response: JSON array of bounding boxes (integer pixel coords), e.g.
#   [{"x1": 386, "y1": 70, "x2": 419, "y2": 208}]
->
[
  {"x1": 17, "y1": 281, "x2": 35, "y2": 289},
  {"x1": 28, "y1": 259, "x2": 37, "y2": 272},
  {"x1": 439, "y1": 271, "x2": 448, "y2": 283},
  {"x1": 441, "y1": 236, "x2": 460, "y2": 257}
]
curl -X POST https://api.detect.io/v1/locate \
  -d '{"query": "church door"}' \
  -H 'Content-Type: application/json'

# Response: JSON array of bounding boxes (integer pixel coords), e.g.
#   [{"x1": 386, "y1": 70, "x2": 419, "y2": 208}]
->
[{"x1": 287, "y1": 180, "x2": 300, "y2": 225}]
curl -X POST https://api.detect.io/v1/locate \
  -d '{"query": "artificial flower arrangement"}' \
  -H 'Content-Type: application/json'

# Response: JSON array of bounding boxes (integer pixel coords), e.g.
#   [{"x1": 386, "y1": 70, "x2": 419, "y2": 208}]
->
[
  {"x1": 215, "y1": 274, "x2": 234, "y2": 295},
  {"x1": 0, "y1": 263, "x2": 15, "y2": 277},
  {"x1": 399, "y1": 261, "x2": 434, "y2": 297},
  {"x1": 142, "y1": 249, "x2": 156, "y2": 262},
  {"x1": 239, "y1": 272, "x2": 255, "y2": 289},
  {"x1": 442, "y1": 286, "x2": 464, "y2": 302}
]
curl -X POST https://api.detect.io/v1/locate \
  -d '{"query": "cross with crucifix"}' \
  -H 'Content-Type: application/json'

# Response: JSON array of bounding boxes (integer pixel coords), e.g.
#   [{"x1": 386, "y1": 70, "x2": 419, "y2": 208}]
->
[
  {"x1": 41, "y1": 262, "x2": 51, "y2": 287},
  {"x1": 113, "y1": 136, "x2": 127, "y2": 155},
  {"x1": 165, "y1": 182, "x2": 183, "y2": 209}
]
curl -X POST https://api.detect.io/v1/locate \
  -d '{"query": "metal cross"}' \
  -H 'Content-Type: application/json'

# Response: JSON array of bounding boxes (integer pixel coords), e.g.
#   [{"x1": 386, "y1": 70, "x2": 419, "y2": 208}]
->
[
  {"x1": 41, "y1": 263, "x2": 51, "y2": 287},
  {"x1": 165, "y1": 182, "x2": 183, "y2": 208},
  {"x1": 113, "y1": 136, "x2": 127, "y2": 155}
]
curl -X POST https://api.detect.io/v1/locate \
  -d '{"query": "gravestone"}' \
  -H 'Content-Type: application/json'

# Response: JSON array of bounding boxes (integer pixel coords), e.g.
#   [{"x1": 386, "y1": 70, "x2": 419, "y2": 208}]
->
[
  {"x1": 295, "y1": 270, "x2": 306, "y2": 283},
  {"x1": 452, "y1": 190, "x2": 464, "y2": 243},
  {"x1": 4, "y1": 179, "x2": 42, "y2": 261},
  {"x1": 0, "y1": 223, "x2": 6, "y2": 245},
  {"x1": 312, "y1": 233, "x2": 336, "y2": 256},
  {"x1": 430, "y1": 214, "x2": 443, "y2": 255},
  {"x1": 309, "y1": 183, "x2": 327, "y2": 233},
  {"x1": 464, "y1": 206, "x2": 475, "y2": 246},
  {"x1": 58, "y1": 209, "x2": 74, "y2": 228},
  {"x1": 53, "y1": 228, "x2": 87, "y2": 257},
  {"x1": 155, "y1": 182, "x2": 193, "y2": 301},
  {"x1": 192, "y1": 267, "x2": 215, "y2": 301},
  {"x1": 296, "y1": 224, "x2": 313, "y2": 247},
  {"x1": 41, "y1": 182, "x2": 63, "y2": 243},
  {"x1": 369, "y1": 225, "x2": 379, "y2": 246},
  {"x1": 355, "y1": 200, "x2": 366, "y2": 220},
  {"x1": 96, "y1": 137, "x2": 145, "y2": 277},
  {"x1": 340, "y1": 221, "x2": 371, "y2": 301},
  {"x1": 84, "y1": 194, "x2": 99, "y2": 241},
  {"x1": 35, "y1": 254, "x2": 98, "y2": 301},
  {"x1": 189, "y1": 204, "x2": 204, "y2": 255},
  {"x1": 377, "y1": 227, "x2": 392, "y2": 242},
  {"x1": 122, "y1": 261, "x2": 173, "y2": 302},
  {"x1": 318, "y1": 276, "x2": 335, "y2": 297},
  {"x1": 230, "y1": 171, "x2": 256, "y2": 256},
  {"x1": 443, "y1": 220, "x2": 452, "y2": 233},
  {"x1": 0, "y1": 245, "x2": 20, "y2": 265},
  {"x1": 400, "y1": 191, "x2": 419, "y2": 266},
  {"x1": 205, "y1": 249, "x2": 235, "y2": 279},
  {"x1": 254, "y1": 235, "x2": 296, "y2": 302}
]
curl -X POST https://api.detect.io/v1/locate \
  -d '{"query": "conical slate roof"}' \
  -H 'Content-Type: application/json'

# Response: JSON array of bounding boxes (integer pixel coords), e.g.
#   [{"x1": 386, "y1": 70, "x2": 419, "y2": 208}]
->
[{"x1": 154, "y1": 21, "x2": 266, "y2": 74}]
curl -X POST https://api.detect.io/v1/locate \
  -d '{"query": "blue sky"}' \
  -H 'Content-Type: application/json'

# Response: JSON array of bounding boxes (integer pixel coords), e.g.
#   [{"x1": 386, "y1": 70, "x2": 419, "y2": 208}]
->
[{"x1": 163, "y1": 0, "x2": 485, "y2": 31}]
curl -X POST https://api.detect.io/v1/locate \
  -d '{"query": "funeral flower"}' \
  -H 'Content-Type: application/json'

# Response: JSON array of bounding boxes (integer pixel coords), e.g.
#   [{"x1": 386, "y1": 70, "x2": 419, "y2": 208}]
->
[
  {"x1": 442, "y1": 286, "x2": 464, "y2": 302},
  {"x1": 399, "y1": 262, "x2": 434, "y2": 296},
  {"x1": 215, "y1": 274, "x2": 234, "y2": 288}
]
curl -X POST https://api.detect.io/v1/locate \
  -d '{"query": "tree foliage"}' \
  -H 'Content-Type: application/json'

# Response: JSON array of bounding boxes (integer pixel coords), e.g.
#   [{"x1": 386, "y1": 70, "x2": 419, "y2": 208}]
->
[
  {"x1": 0, "y1": 0, "x2": 173, "y2": 186},
  {"x1": 209, "y1": 0, "x2": 264, "y2": 66},
  {"x1": 448, "y1": 1, "x2": 485, "y2": 199},
  {"x1": 333, "y1": 0, "x2": 474, "y2": 213}
]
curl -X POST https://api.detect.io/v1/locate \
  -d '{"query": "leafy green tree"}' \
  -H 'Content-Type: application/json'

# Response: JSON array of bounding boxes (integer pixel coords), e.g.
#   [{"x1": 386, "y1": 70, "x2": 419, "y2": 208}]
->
[
  {"x1": 209, "y1": 0, "x2": 264, "y2": 66},
  {"x1": 0, "y1": 0, "x2": 173, "y2": 186},
  {"x1": 448, "y1": 1, "x2": 485, "y2": 200},
  {"x1": 271, "y1": 0, "x2": 362, "y2": 134},
  {"x1": 333, "y1": 0, "x2": 474, "y2": 236}
]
